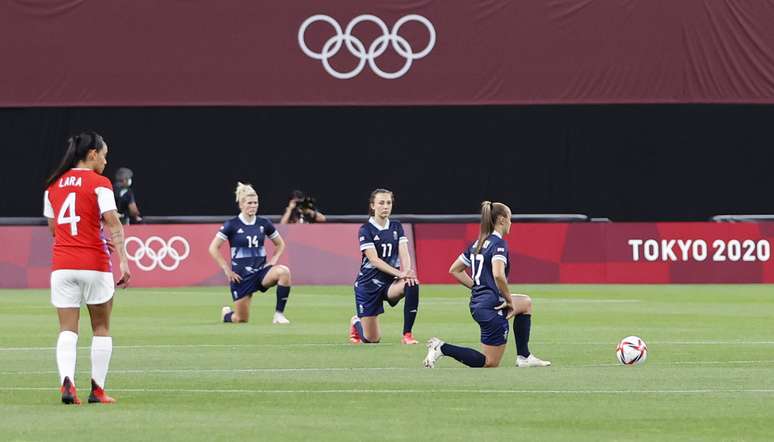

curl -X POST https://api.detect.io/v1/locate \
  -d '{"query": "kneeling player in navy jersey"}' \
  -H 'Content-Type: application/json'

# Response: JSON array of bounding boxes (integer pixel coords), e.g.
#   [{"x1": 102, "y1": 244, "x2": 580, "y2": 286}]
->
[
  {"x1": 423, "y1": 201, "x2": 550, "y2": 368},
  {"x1": 349, "y1": 189, "x2": 420, "y2": 344},
  {"x1": 208, "y1": 182, "x2": 292, "y2": 324}
]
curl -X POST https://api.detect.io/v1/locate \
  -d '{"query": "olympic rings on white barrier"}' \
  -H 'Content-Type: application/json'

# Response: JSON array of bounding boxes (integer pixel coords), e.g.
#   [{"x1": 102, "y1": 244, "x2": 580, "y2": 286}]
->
[{"x1": 125, "y1": 236, "x2": 191, "y2": 271}]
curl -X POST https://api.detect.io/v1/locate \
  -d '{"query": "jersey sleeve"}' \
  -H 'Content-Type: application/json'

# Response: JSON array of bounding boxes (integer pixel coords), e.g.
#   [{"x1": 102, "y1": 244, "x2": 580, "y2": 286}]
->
[
  {"x1": 359, "y1": 225, "x2": 375, "y2": 251},
  {"x1": 43, "y1": 191, "x2": 54, "y2": 218},
  {"x1": 458, "y1": 243, "x2": 472, "y2": 267},
  {"x1": 216, "y1": 220, "x2": 234, "y2": 241},
  {"x1": 492, "y1": 240, "x2": 509, "y2": 265},
  {"x1": 265, "y1": 219, "x2": 279, "y2": 240},
  {"x1": 93, "y1": 175, "x2": 117, "y2": 214},
  {"x1": 397, "y1": 222, "x2": 408, "y2": 244},
  {"x1": 95, "y1": 187, "x2": 118, "y2": 214}
]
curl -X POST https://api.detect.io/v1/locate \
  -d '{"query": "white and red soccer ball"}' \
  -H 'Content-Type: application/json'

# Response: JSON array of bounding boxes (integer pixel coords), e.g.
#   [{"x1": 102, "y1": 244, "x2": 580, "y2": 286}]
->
[{"x1": 616, "y1": 336, "x2": 648, "y2": 365}]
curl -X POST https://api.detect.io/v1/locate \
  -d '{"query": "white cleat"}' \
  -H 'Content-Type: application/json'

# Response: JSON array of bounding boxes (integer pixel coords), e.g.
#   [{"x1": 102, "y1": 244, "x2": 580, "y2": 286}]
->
[
  {"x1": 272, "y1": 311, "x2": 290, "y2": 324},
  {"x1": 423, "y1": 337, "x2": 445, "y2": 368},
  {"x1": 221, "y1": 306, "x2": 232, "y2": 322},
  {"x1": 517, "y1": 354, "x2": 552, "y2": 367}
]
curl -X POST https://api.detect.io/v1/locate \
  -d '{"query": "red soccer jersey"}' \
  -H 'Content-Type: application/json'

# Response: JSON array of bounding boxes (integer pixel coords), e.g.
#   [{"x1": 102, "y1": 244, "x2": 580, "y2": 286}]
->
[{"x1": 44, "y1": 168, "x2": 117, "y2": 272}]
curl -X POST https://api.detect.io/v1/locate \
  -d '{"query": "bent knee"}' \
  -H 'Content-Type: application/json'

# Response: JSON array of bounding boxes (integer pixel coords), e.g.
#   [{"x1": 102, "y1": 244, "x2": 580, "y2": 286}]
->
[
  {"x1": 484, "y1": 359, "x2": 501, "y2": 368},
  {"x1": 364, "y1": 333, "x2": 381, "y2": 343},
  {"x1": 513, "y1": 294, "x2": 532, "y2": 309}
]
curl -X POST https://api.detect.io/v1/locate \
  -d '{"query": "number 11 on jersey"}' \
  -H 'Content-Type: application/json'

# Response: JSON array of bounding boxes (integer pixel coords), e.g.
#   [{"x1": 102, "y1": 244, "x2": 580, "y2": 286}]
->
[{"x1": 381, "y1": 243, "x2": 393, "y2": 258}]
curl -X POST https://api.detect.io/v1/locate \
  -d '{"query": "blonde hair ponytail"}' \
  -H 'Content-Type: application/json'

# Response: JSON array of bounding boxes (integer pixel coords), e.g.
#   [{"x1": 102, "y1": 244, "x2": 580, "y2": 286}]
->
[
  {"x1": 475, "y1": 201, "x2": 509, "y2": 253},
  {"x1": 234, "y1": 182, "x2": 258, "y2": 203}
]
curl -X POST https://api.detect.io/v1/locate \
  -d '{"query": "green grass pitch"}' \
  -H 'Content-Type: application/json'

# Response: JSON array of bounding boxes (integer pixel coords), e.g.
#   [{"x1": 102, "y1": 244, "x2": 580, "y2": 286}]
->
[{"x1": 1, "y1": 285, "x2": 773, "y2": 441}]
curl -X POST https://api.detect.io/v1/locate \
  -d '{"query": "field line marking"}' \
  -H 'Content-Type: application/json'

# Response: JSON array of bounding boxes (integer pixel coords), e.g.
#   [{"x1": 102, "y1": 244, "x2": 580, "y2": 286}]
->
[
  {"x1": 2, "y1": 387, "x2": 773, "y2": 395},
  {"x1": 4, "y1": 341, "x2": 774, "y2": 352},
  {"x1": 3, "y1": 359, "x2": 774, "y2": 375}
]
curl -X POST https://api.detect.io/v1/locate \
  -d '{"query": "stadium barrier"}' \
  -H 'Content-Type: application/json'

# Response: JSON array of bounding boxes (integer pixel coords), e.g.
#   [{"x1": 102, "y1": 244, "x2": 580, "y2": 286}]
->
[
  {"x1": 415, "y1": 223, "x2": 774, "y2": 284},
  {"x1": 2, "y1": 221, "x2": 773, "y2": 288},
  {"x1": 0, "y1": 224, "x2": 414, "y2": 289}
]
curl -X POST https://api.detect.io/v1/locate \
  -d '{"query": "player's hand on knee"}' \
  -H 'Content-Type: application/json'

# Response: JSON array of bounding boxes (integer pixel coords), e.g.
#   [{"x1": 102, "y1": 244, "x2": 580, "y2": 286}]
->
[{"x1": 224, "y1": 269, "x2": 242, "y2": 283}]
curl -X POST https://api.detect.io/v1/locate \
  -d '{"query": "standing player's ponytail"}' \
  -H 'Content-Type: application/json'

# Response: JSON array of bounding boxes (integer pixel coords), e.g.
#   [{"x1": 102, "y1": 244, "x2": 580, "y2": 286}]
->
[
  {"x1": 475, "y1": 201, "x2": 509, "y2": 253},
  {"x1": 45, "y1": 131, "x2": 105, "y2": 188}
]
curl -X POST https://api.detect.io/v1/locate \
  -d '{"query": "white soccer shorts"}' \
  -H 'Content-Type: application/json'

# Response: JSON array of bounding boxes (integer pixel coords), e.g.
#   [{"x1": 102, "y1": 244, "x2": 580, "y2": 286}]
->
[{"x1": 50, "y1": 270, "x2": 115, "y2": 308}]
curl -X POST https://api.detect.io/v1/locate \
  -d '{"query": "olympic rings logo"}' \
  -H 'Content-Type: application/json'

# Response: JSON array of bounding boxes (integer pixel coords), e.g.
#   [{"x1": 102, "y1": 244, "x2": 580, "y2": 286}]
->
[
  {"x1": 298, "y1": 14, "x2": 436, "y2": 80},
  {"x1": 124, "y1": 236, "x2": 191, "y2": 271}
]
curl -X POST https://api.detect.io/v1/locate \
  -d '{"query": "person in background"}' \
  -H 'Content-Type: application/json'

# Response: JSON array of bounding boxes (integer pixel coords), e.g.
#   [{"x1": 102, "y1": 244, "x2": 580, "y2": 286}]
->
[
  {"x1": 280, "y1": 190, "x2": 326, "y2": 224},
  {"x1": 114, "y1": 167, "x2": 142, "y2": 224}
]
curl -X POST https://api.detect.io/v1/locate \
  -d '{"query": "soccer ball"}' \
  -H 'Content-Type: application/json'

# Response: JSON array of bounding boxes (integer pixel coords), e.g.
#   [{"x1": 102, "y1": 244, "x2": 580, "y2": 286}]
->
[{"x1": 616, "y1": 336, "x2": 647, "y2": 365}]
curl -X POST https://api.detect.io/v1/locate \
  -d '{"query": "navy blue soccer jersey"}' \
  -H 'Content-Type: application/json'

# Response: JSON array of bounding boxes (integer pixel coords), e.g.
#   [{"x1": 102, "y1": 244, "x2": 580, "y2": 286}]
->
[
  {"x1": 459, "y1": 231, "x2": 510, "y2": 310},
  {"x1": 216, "y1": 215, "x2": 279, "y2": 277},
  {"x1": 355, "y1": 217, "x2": 408, "y2": 287}
]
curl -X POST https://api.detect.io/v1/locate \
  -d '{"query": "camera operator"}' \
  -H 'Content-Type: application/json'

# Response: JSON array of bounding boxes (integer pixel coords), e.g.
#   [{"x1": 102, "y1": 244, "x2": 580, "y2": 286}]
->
[
  {"x1": 114, "y1": 167, "x2": 142, "y2": 225},
  {"x1": 280, "y1": 190, "x2": 326, "y2": 224}
]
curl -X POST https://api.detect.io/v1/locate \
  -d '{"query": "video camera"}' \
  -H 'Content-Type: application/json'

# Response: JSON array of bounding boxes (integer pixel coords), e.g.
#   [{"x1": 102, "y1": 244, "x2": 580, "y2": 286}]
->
[{"x1": 295, "y1": 195, "x2": 317, "y2": 212}]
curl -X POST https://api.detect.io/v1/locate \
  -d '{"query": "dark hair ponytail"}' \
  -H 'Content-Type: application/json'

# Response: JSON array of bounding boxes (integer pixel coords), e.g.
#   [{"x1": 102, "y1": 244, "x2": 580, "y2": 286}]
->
[
  {"x1": 475, "y1": 201, "x2": 509, "y2": 253},
  {"x1": 45, "y1": 131, "x2": 105, "y2": 188}
]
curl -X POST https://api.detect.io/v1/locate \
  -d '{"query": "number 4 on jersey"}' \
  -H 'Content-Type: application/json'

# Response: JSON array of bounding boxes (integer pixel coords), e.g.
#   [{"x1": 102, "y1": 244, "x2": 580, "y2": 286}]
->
[{"x1": 57, "y1": 192, "x2": 81, "y2": 236}]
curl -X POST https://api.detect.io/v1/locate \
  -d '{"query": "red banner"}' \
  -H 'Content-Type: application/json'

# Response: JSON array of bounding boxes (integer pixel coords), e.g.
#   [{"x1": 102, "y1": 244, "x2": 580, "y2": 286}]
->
[
  {"x1": 0, "y1": 224, "x2": 414, "y2": 289},
  {"x1": 2, "y1": 222, "x2": 773, "y2": 288},
  {"x1": 414, "y1": 223, "x2": 774, "y2": 284},
  {"x1": 2, "y1": 1, "x2": 774, "y2": 106}
]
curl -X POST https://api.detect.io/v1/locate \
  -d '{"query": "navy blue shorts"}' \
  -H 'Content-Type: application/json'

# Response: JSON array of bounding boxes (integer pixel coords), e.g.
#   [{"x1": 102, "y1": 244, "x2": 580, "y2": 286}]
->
[
  {"x1": 354, "y1": 281, "x2": 391, "y2": 318},
  {"x1": 471, "y1": 307, "x2": 509, "y2": 346},
  {"x1": 230, "y1": 266, "x2": 273, "y2": 302}
]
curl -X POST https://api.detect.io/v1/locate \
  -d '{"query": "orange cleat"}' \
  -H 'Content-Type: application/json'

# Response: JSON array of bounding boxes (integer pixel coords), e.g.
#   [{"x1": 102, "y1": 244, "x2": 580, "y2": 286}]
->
[
  {"x1": 401, "y1": 332, "x2": 419, "y2": 345},
  {"x1": 60, "y1": 376, "x2": 81, "y2": 405},
  {"x1": 349, "y1": 315, "x2": 362, "y2": 344},
  {"x1": 88, "y1": 379, "x2": 116, "y2": 404}
]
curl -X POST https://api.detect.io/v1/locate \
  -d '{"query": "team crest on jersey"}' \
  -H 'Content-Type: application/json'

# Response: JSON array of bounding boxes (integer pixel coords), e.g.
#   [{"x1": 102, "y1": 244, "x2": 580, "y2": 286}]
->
[
  {"x1": 483, "y1": 240, "x2": 491, "y2": 249},
  {"x1": 393, "y1": 231, "x2": 398, "y2": 240},
  {"x1": 260, "y1": 226, "x2": 264, "y2": 233}
]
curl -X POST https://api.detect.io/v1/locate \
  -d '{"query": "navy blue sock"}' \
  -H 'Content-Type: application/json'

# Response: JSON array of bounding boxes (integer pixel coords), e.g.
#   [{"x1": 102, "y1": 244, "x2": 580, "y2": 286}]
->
[
  {"x1": 353, "y1": 319, "x2": 373, "y2": 343},
  {"x1": 403, "y1": 284, "x2": 419, "y2": 334},
  {"x1": 440, "y1": 343, "x2": 486, "y2": 368},
  {"x1": 513, "y1": 314, "x2": 532, "y2": 357},
  {"x1": 223, "y1": 312, "x2": 234, "y2": 323},
  {"x1": 275, "y1": 285, "x2": 290, "y2": 313}
]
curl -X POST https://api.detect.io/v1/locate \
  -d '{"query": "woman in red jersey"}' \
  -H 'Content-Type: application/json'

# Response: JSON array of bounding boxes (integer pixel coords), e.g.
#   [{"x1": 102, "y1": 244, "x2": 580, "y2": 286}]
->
[{"x1": 43, "y1": 131, "x2": 131, "y2": 405}]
